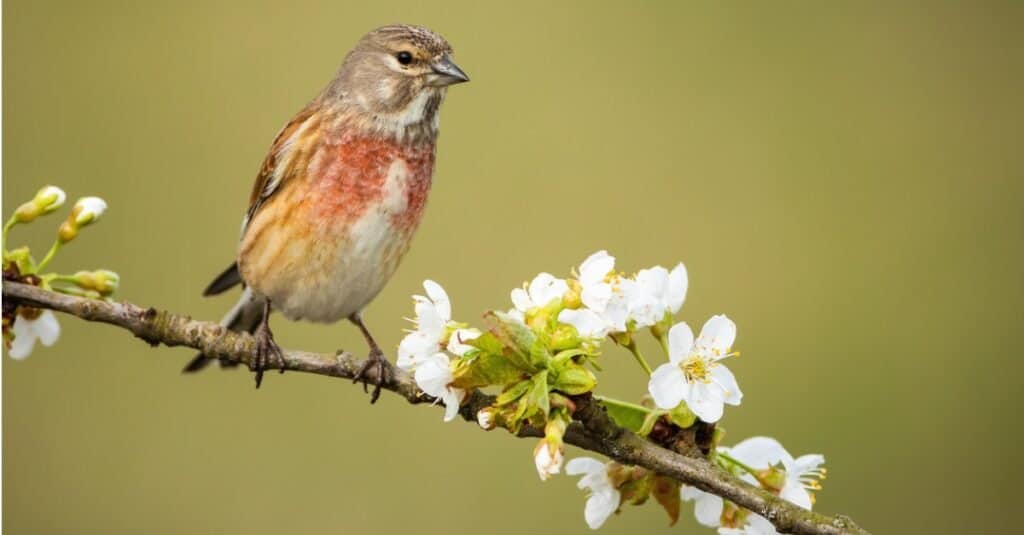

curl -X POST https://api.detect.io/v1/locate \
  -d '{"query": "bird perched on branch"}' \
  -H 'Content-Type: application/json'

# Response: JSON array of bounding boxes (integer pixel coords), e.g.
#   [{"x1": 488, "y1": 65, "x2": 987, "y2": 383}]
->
[{"x1": 184, "y1": 24, "x2": 469, "y2": 401}]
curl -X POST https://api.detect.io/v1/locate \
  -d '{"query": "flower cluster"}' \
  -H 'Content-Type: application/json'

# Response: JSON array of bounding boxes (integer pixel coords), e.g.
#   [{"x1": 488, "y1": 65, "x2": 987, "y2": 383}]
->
[
  {"x1": 398, "y1": 250, "x2": 827, "y2": 533},
  {"x1": 3, "y1": 186, "x2": 117, "y2": 358}
]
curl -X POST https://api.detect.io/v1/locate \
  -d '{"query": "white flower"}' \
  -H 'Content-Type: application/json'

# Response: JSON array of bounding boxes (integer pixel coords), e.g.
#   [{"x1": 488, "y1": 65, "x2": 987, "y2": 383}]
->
[
  {"x1": 647, "y1": 315, "x2": 742, "y2": 423},
  {"x1": 397, "y1": 280, "x2": 453, "y2": 371},
  {"x1": 533, "y1": 440, "x2": 564, "y2": 481},
  {"x1": 575, "y1": 251, "x2": 630, "y2": 331},
  {"x1": 628, "y1": 263, "x2": 688, "y2": 328},
  {"x1": 73, "y1": 196, "x2": 107, "y2": 225},
  {"x1": 729, "y1": 437, "x2": 826, "y2": 510},
  {"x1": 8, "y1": 310, "x2": 60, "y2": 359},
  {"x1": 445, "y1": 327, "x2": 480, "y2": 357},
  {"x1": 566, "y1": 457, "x2": 621, "y2": 529},
  {"x1": 413, "y1": 353, "x2": 465, "y2": 422},
  {"x1": 511, "y1": 272, "x2": 569, "y2": 314}
]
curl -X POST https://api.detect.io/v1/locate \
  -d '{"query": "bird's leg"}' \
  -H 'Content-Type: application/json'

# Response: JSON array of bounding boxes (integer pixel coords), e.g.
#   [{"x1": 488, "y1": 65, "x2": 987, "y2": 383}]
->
[
  {"x1": 251, "y1": 299, "x2": 285, "y2": 388},
  {"x1": 350, "y1": 313, "x2": 392, "y2": 404}
]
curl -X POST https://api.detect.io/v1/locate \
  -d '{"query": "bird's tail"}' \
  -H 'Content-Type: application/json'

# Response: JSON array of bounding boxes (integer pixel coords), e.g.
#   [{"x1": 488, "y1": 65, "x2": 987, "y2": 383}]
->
[{"x1": 182, "y1": 283, "x2": 265, "y2": 373}]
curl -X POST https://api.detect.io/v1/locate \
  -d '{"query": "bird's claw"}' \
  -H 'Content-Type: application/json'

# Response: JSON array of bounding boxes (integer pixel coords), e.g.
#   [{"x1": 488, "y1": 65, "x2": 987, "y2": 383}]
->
[
  {"x1": 251, "y1": 326, "x2": 285, "y2": 388},
  {"x1": 353, "y1": 348, "x2": 391, "y2": 404}
]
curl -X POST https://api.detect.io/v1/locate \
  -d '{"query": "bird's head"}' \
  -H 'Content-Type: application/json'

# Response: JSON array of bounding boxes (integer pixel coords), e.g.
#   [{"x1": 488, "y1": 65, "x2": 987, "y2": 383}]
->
[{"x1": 327, "y1": 24, "x2": 468, "y2": 140}]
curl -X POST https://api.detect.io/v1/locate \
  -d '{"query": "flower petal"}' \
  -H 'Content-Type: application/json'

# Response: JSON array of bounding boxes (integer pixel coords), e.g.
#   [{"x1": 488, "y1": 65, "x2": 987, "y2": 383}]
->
[
  {"x1": 528, "y1": 272, "x2": 568, "y2": 307},
  {"x1": 510, "y1": 288, "x2": 532, "y2": 313},
  {"x1": 397, "y1": 331, "x2": 436, "y2": 370},
  {"x1": 667, "y1": 262, "x2": 688, "y2": 313},
  {"x1": 698, "y1": 314, "x2": 737, "y2": 356},
  {"x1": 648, "y1": 363, "x2": 688, "y2": 409},
  {"x1": 686, "y1": 382, "x2": 725, "y2": 423},
  {"x1": 729, "y1": 437, "x2": 790, "y2": 469},
  {"x1": 566, "y1": 456, "x2": 605, "y2": 477},
  {"x1": 413, "y1": 296, "x2": 444, "y2": 340},
  {"x1": 9, "y1": 317, "x2": 37, "y2": 359},
  {"x1": 691, "y1": 489, "x2": 724, "y2": 527},
  {"x1": 34, "y1": 311, "x2": 60, "y2": 347},
  {"x1": 667, "y1": 322, "x2": 694, "y2": 364},
  {"x1": 413, "y1": 353, "x2": 453, "y2": 398},
  {"x1": 446, "y1": 328, "x2": 481, "y2": 356},
  {"x1": 558, "y1": 308, "x2": 608, "y2": 339},
  {"x1": 711, "y1": 364, "x2": 743, "y2": 405},
  {"x1": 441, "y1": 387, "x2": 466, "y2": 422},
  {"x1": 579, "y1": 250, "x2": 615, "y2": 285},
  {"x1": 780, "y1": 480, "x2": 813, "y2": 510},
  {"x1": 422, "y1": 279, "x2": 451, "y2": 322},
  {"x1": 581, "y1": 282, "x2": 612, "y2": 312},
  {"x1": 584, "y1": 489, "x2": 620, "y2": 529}
]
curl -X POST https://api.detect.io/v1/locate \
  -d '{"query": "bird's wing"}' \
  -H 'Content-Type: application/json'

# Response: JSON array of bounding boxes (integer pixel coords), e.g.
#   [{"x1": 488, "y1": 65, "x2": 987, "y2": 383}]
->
[{"x1": 242, "y1": 104, "x2": 323, "y2": 232}]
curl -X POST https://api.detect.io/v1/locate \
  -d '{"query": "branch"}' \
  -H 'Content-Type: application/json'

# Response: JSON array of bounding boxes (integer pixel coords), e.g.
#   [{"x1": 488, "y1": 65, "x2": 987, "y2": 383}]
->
[{"x1": 3, "y1": 281, "x2": 869, "y2": 535}]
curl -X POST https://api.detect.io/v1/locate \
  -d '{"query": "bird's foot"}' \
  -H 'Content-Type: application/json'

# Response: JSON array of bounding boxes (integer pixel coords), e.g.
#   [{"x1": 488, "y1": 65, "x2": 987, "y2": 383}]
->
[
  {"x1": 352, "y1": 347, "x2": 392, "y2": 404},
  {"x1": 251, "y1": 324, "x2": 285, "y2": 389}
]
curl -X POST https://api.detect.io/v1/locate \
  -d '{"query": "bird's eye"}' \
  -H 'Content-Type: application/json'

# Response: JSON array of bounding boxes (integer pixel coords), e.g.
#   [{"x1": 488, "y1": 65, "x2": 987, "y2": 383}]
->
[{"x1": 396, "y1": 51, "x2": 413, "y2": 65}]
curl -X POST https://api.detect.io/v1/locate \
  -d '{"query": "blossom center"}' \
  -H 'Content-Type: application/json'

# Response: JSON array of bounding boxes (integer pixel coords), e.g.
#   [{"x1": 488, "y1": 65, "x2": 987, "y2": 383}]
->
[{"x1": 680, "y1": 353, "x2": 715, "y2": 383}]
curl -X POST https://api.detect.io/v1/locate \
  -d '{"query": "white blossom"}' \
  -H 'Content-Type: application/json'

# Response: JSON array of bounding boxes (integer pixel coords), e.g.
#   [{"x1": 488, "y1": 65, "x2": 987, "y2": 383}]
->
[
  {"x1": 8, "y1": 310, "x2": 60, "y2": 359},
  {"x1": 647, "y1": 316, "x2": 742, "y2": 423},
  {"x1": 566, "y1": 457, "x2": 621, "y2": 529},
  {"x1": 510, "y1": 272, "x2": 569, "y2": 314},
  {"x1": 729, "y1": 437, "x2": 826, "y2": 510},
  {"x1": 397, "y1": 280, "x2": 453, "y2": 371},
  {"x1": 413, "y1": 353, "x2": 465, "y2": 422},
  {"x1": 627, "y1": 263, "x2": 687, "y2": 328}
]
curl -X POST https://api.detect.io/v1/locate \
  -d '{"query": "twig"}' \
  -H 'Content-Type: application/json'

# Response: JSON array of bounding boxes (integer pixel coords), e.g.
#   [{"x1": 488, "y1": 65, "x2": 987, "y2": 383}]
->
[{"x1": 2, "y1": 281, "x2": 869, "y2": 535}]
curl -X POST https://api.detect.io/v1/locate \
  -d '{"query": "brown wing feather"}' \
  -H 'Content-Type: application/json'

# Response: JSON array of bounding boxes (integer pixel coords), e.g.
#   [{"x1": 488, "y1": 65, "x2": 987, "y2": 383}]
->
[{"x1": 243, "y1": 103, "x2": 323, "y2": 231}]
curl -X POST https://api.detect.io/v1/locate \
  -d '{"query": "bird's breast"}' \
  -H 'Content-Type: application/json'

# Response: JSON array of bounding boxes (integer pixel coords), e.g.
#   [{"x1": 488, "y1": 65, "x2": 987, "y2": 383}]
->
[{"x1": 239, "y1": 135, "x2": 436, "y2": 323}]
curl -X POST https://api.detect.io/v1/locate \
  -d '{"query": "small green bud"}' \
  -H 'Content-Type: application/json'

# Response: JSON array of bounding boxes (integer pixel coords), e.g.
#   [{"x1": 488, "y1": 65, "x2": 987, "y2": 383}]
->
[
  {"x1": 70, "y1": 269, "x2": 120, "y2": 296},
  {"x1": 12, "y1": 186, "x2": 66, "y2": 223},
  {"x1": 551, "y1": 364, "x2": 597, "y2": 395},
  {"x1": 34, "y1": 186, "x2": 67, "y2": 214}
]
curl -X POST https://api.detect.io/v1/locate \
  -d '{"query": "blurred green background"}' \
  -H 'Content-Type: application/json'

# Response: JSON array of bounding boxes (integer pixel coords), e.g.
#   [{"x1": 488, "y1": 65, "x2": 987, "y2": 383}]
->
[{"x1": 4, "y1": 1, "x2": 1022, "y2": 533}]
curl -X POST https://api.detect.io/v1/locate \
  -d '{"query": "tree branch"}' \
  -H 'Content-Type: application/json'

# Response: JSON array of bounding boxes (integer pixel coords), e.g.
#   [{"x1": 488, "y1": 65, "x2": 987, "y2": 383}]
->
[{"x1": 3, "y1": 281, "x2": 869, "y2": 535}]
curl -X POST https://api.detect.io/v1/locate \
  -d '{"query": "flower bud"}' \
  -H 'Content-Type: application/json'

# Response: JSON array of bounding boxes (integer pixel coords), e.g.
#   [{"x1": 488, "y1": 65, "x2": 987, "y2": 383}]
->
[
  {"x1": 58, "y1": 197, "x2": 107, "y2": 244},
  {"x1": 476, "y1": 408, "x2": 496, "y2": 430},
  {"x1": 70, "y1": 269, "x2": 120, "y2": 296},
  {"x1": 12, "y1": 186, "x2": 66, "y2": 223},
  {"x1": 35, "y1": 186, "x2": 67, "y2": 214},
  {"x1": 552, "y1": 364, "x2": 597, "y2": 395},
  {"x1": 72, "y1": 197, "x2": 107, "y2": 226}
]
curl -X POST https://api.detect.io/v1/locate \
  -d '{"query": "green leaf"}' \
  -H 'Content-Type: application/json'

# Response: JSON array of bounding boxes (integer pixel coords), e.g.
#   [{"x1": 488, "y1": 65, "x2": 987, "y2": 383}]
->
[
  {"x1": 495, "y1": 379, "x2": 533, "y2": 406},
  {"x1": 525, "y1": 370, "x2": 550, "y2": 418},
  {"x1": 484, "y1": 311, "x2": 539, "y2": 372},
  {"x1": 451, "y1": 352, "x2": 525, "y2": 390},
  {"x1": 598, "y1": 397, "x2": 653, "y2": 433}
]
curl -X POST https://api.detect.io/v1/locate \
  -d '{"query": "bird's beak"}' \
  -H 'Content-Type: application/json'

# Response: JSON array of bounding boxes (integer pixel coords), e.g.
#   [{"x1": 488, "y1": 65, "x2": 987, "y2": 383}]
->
[{"x1": 429, "y1": 54, "x2": 470, "y2": 86}]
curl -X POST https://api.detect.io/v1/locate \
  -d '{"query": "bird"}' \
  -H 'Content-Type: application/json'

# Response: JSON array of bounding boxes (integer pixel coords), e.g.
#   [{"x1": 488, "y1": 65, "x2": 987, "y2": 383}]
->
[{"x1": 183, "y1": 24, "x2": 469, "y2": 402}]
